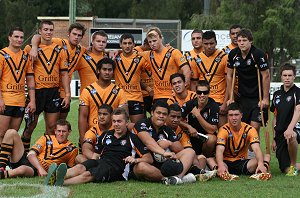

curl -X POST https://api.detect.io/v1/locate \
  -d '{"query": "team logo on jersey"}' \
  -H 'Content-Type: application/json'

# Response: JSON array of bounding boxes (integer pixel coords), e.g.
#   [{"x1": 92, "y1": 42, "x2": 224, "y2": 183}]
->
[
  {"x1": 286, "y1": 96, "x2": 292, "y2": 102},
  {"x1": 247, "y1": 59, "x2": 252, "y2": 65},
  {"x1": 85, "y1": 138, "x2": 92, "y2": 144},
  {"x1": 150, "y1": 53, "x2": 154, "y2": 60},
  {"x1": 79, "y1": 100, "x2": 85, "y2": 106},
  {"x1": 258, "y1": 114, "x2": 262, "y2": 121},
  {"x1": 120, "y1": 140, "x2": 127, "y2": 146},
  {"x1": 159, "y1": 134, "x2": 165, "y2": 140},
  {"x1": 116, "y1": 56, "x2": 122, "y2": 61},
  {"x1": 54, "y1": 47, "x2": 61, "y2": 53},
  {"x1": 19, "y1": 107, "x2": 25, "y2": 112},
  {"x1": 85, "y1": 55, "x2": 92, "y2": 61},
  {"x1": 33, "y1": 144, "x2": 42, "y2": 149},
  {"x1": 180, "y1": 57, "x2": 185, "y2": 62},
  {"x1": 165, "y1": 52, "x2": 171, "y2": 58},
  {"x1": 106, "y1": 138, "x2": 112, "y2": 145},
  {"x1": 196, "y1": 58, "x2": 202, "y2": 64},
  {"x1": 242, "y1": 133, "x2": 247, "y2": 139},
  {"x1": 63, "y1": 45, "x2": 67, "y2": 50},
  {"x1": 260, "y1": 57, "x2": 265, "y2": 62},
  {"x1": 234, "y1": 61, "x2": 240, "y2": 67},
  {"x1": 112, "y1": 88, "x2": 119, "y2": 94},
  {"x1": 90, "y1": 88, "x2": 97, "y2": 95},
  {"x1": 215, "y1": 57, "x2": 221, "y2": 62},
  {"x1": 217, "y1": 137, "x2": 225, "y2": 143},
  {"x1": 4, "y1": 54, "x2": 10, "y2": 59},
  {"x1": 134, "y1": 57, "x2": 140, "y2": 64},
  {"x1": 186, "y1": 55, "x2": 192, "y2": 61},
  {"x1": 253, "y1": 137, "x2": 259, "y2": 141},
  {"x1": 66, "y1": 145, "x2": 73, "y2": 152},
  {"x1": 275, "y1": 98, "x2": 280, "y2": 104},
  {"x1": 37, "y1": 47, "x2": 42, "y2": 52},
  {"x1": 139, "y1": 122, "x2": 149, "y2": 130},
  {"x1": 22, "y1": 55, "x2": 28, "y2": 61},
  {"x1": 177, "y1": 133, "x2": 182, "y2": 139},
  {"x1": 203, "y1": 112, "x2": 208, "y2": 119},
  {"x1": 46, "y1": 140, "x2": 53, "y2": 145},
  {"x1": 76, "y1": 48, "x2": 81, "y2": 54},
  {"x1": 225, "y1": 48, "x2": 230, "y2": 54},
  {"x1": 229, "y1": 132, "x2": 233, "y2": 138}
]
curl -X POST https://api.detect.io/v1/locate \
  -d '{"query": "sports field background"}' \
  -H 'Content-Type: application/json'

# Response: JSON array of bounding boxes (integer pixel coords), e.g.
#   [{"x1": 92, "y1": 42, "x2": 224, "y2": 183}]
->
[{"x1": 1, "y1": 99, "x2": 300, "y2": 198}]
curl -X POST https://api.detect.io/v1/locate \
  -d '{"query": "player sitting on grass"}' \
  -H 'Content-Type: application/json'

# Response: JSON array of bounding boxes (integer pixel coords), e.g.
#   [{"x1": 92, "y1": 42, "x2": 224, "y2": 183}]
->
[
  {"x1": 212, "y1": 102, "x2": 271, "y2": 181},
  {"x1": 0, "y1": 120, "x2": 77, "y2": 180},
  {"x1": 44, "y1": 108, "x2": 152, "y2": 186}
]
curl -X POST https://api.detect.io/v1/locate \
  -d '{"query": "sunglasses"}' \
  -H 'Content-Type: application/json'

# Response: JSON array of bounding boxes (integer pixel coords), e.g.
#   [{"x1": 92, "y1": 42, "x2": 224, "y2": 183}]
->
[{"x1": 196, "y1": 90, "x2": 209, "y2": 95}]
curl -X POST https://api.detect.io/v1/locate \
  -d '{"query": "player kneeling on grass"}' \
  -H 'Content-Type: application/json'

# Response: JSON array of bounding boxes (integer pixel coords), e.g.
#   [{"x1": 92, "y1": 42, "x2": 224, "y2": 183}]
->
[
  {"x1": 0, "y1": 120, "x2": 77, "y2": 180},
  {"x1": 132, "y1": 101, "x2": 197, "y2": 185},
  {"x1": 45, "y1": 108, "x2": 152, "y2": 186},
  {"x1": 213, "y1": 102, "x2": 271, "y2": 181}
]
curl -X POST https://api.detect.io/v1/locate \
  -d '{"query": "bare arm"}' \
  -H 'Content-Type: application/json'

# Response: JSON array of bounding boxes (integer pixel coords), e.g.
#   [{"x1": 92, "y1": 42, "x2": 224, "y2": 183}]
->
[
  {"x1": 169, "y1": 141, "x2": 184, "y2": 153},
  {"x1": 29, "y1": 34, "x2": 42, "y2": 61},
  {"x1": 190, "y1": 80, "x2": 197, "y2": 92},
  {"x1": 60, "y1": 70, "x2": 71, "y2": 108},
  {"x1": 180, "y1": 64, "x2": 191, "y2": 88},
  {"x1": 272, "y1": 113, "x2": 277, "y2": 152},
  {"x1": 27, "y1": 150, "x2": 47, "y2": 176},
  {"x1": 191, "y1": 107, "x2": 217, "y2": 134},
  {"x1": 82, "y1": 143, "x2": 95, "y2": 159},
  {"x1": 284, "y1": 104, "x2": 300, "y2": 140},
  {"x1": 216, "y1": 145, "x2": 227, "y2": 175},
  {"x1": 78, "y1": 106, "x2": 89, "y2": 146},
  {"x1": 0, "y1": 70, "x2": 5, "y2": 113},
  {"x1": 251, "y1": 142, "x2": 267, "y2": 173},
  {"x1": 226, "y1": 67, "x2": 234, "y2": 104},
  {"x1": 25, "y1": 75, "x2": 36, "y2": 113}
]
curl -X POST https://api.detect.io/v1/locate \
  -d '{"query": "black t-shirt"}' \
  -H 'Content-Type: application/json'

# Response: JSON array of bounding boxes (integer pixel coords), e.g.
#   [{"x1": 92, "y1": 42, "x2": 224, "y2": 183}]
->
[
  {"x1": 133, "y1": 118, "x2": 178, "y2": 142},
  {"x1": 228, "y1": 45, "x2": 269, "y2": 98},
  {"x1": 181, "y1": 97, "x2": 219, "y2": 134},
  {"x1": 271, "y1": 84, "x2": 300, "y2": 136},
  {"x1": 95, "y1": 130, "x2": 148, "y2": 169}
]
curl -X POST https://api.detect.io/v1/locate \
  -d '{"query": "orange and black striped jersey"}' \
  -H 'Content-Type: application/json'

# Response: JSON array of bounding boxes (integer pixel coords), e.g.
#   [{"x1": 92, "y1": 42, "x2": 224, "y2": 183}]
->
[
  {"x1": 175, "y1": 126, "x2": 192, "y2": 148},
  {"x1": 217, "y1": 122, "x2": 260, "y2": 162},
  {"x1": 24, "y1": 43, "x2": 68, "y2": 89},
  {"x1": 0, "y1": 47, "x2": 34, "y2": 107},
  {"x1": 79, "y1": 82, "x2": 127, "y2": 127},
  {"x1": 76, "y1": 51, "x2": 108, "y2": 93},
  {"x1": 114, "y1": 53, "x2": 148, "y2": 102},
  {"x1": 222, "y1": 43, "x2": 236, "y2": 55},
  {"x1": 31, "y1": 134, "x2": 78, "y2": 171},
  {"x1": 83, "y1": 124, "x2": 113, "y2": 146},
  {"x1": 167, "y1": 90, "x2": 197, "y2": 107},
  {"x1": 144, "y1": 47, "x2": 188, "y2": 100},
  {"x1": 52, "y1": 38, "x2": 85, "y2": 98},
  {"x1": 191, "y1": 49, "x2": 228, "y2": 104},
  {"x1": 133, "y1": 46, "x2": 143, "y2": 53}
]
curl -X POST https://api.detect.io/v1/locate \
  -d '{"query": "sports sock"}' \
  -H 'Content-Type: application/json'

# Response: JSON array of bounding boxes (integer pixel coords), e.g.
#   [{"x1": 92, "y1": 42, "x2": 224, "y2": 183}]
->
[
  {"x1": 78, "y1": 139, "x2": 82, "y2": 154},
  {"x1": 21, "y1": 136, "x2": 31, "y2": 154},
  {"x1": 0, "y1": 143, "x2": 13, "y2": 168},
  {"x1": 264, "y1": 161, "x2": 270, "y2": 171}
]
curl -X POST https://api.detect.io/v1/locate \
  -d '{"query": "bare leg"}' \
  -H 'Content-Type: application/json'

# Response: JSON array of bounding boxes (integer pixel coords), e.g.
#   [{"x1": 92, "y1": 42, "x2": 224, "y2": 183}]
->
[
  {"x1": 0, "y1": 115, "x2": 12, "y2": 144},
  {"x1": 130, "y1": 114, "x2": 144, "y2": 124},
  {"x1": 176, "y1": 148, "x2": 195, "y2": 178},
  {"x1": 44, "y1": 112, "x2": 59, "y2": 135},
  {"x1": 133, "y1": 162, "x2": 164, "y2": 182},
  {"x1": 64, "y1": 171, "x2": 94, "y2": 185},
  {"x1": 65, "y1": 164, "x2": 87, "y2": 179},
  {"x1": 202, "y1": 134, "x2": 217, "y2": 157},
  {"x1": 7, "y1": 165, "x2": 34, "y2": 178},
  {"x1": 288, "y1": 135, "x2": 298, "y2": 166}
]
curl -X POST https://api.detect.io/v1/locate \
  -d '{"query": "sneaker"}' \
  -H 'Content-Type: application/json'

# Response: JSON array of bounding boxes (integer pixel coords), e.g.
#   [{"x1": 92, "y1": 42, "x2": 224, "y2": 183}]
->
[
  {"x1": 219, "y1": 171, "x2": 239, "y2": 181},
  {"x1": 286, "y1": 166, "x2": 298, "y2": 176},
  {"x1": 44, "y1": 163, "x2": 57, "y2": 185},
  {"x1": 249, "y1": 173, "x2": 272, "y2": 180},
  {"x1": 55, "y1": 163, "x2": 67, "y2": 186},
  {"x1": 181, "y1": 173, "x2": 196, "y2": 184},
  {"x1": 162, "y1": 176, "x2": 183, "y2": 185},
  {"x1": 196, "y1": 170, "x2": 217, "y2": 182}
]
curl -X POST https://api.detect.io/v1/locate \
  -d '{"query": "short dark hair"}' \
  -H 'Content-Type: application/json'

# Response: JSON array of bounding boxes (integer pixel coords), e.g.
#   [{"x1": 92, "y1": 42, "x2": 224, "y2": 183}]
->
[
  {"x1": 196, "y1": 80, "x2": 210, "y2": 92},
  {"x1": 120, "y1": 33, "x2": 134, "y2": 43},
  {"x1": 68, "y1": 23, "x2": 86, "y2": 36},
  {"x1": 203, "y1": 30, "x2": 217, "y2": 42},
  {"x1": 227, "y1": 102, "x2": 242, "y2": 113},
  {"x1": 92, "y1": 30, "x2": 108, "y2": 41},
  {"x1": 98, "y1": 104, "x2": 113, "y2": 114},
  {"x1": 237, "y1": 28, "x2": 253, "y2": 41},
  {"x1": 96, "y1": 58, "x2": 115, "y2": 71},
  {"x1": 112, "y1": 107, "x2": 129, "y2": 122},
  {"x1": 56, "y1": 119, "x2": 72, "y2": 131},
  {"x1": 170, "y1": 73, "x2": 185, "y2": 84},
  {"x1": 8, "y1": 27, "x2": 23, "y2": 37},
  {"x1": 280, "y1": 62, "x2": 296, "y2": 76},
  {"x1": 151, "y1": 100, "x2": 170, "y2": 114},
  {"x1": 229, "y1": 24, "x2": 242, "y2": 33},
  {"x1": 191, "y1": 29, "x2": 203, "y2": 36},
  {"x1": 39, "y1": 20, "x2": 54, "y2": 30},
  {"x1": 169, "y1": 103, "x2": 181, "y2": 113}
]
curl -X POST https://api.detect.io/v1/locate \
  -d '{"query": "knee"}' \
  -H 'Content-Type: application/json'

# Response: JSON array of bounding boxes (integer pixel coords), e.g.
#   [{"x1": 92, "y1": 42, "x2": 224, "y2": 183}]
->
[
  {"x1": 81, "y1": 171, "x2": 93, "y2": 182},
  {"x1": 3, "y1": 129, "x2": 18, "y2": 139}
]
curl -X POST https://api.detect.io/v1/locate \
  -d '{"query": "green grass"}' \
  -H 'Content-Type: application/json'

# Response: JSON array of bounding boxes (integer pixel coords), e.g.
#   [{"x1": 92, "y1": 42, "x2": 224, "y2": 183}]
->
[{"x1": 2, "y1": 99, "x2": 300, "y2": 197}]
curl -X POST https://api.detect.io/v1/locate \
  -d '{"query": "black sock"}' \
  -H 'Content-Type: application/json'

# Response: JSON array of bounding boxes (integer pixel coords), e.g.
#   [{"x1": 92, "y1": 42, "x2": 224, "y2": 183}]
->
[{"x1": 0, "y1": 143, "x2": 13, "y2": 169}]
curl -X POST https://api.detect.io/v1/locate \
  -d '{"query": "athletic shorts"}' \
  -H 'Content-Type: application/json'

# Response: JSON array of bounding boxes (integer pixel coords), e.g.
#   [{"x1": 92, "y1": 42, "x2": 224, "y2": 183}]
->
[
  {"x1": 224, "y1": 159, "x2": 251, "y2": 175},
  {"x1": 274, "y1": 132, "x2": 300, "y2": 172},
  {"x1": 143, "y1": 96, "x2": 153, "y2": 115},
  {"x1": 1, "y1": 106, "x2": 25, "y2": 118},
  {"x1": 152, "y1": 98, "x2": 168, "y2": 105},
  {"x1": 60, "y1": 98, "x2": 71, "y2": 113},
  {"x1": 35, "y1": 88, "x2": 61, "y2": 115},
  {"x1": 82, "y1": 158, "x2": 125, "y2": 182},
  {"x1": 10, "y1": 153, "x2": 38, "y2": 176},
  {"x1": 239, "y1": 97, "x2": 268, "y2": 125},
  {"x1": 190, "y1": 137, "x2": 204, "y2": 155},
  {"x1": 128, "y1": 101, "x2": 144, "y2": 115}
]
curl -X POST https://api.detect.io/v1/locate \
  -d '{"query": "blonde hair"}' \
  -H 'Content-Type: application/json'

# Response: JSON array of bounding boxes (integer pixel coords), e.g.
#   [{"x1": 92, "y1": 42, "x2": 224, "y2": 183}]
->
[{"x1": 146, "y1": 27, "x2": 162, "y2": 39}]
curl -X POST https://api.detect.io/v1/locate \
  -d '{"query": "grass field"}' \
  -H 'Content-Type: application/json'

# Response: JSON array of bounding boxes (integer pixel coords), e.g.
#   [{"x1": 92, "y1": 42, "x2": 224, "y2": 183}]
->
[{"x1": 1, "y1": 99, "x2": 300, "y2": 198}]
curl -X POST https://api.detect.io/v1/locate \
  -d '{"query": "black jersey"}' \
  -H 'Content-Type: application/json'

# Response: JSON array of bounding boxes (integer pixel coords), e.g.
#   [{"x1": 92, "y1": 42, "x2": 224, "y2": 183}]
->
[
  {"x1": 228, "y1": 45, "x2": 269, "y2": 98},
  {"x1": 181, "y1": 97, "x2": 219, "y2": 134},
  {"x1": 271, "y1": 84, "x2": 300, "y2": 135}
]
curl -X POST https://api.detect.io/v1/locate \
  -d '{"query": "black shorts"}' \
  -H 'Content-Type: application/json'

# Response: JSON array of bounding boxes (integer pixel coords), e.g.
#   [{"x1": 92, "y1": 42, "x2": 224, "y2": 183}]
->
[
  {"x1": 128, "y1": 101, "x2": 144, "y2": 115},
  {"x1": 1, "y1": 106, "x2": 25, "y2": 118},
  {"x1": 143, "y1": 96, "x2": 153, "y2": 114},
  {"x1": 10, "y1": 153, "x2": 38, "y2": 176},
  {"x1": 60, "y1": 98, "x2": 71, "y2": 113},
  {"x1": 190, "y1": 137, "x2": 204, "y2": 155},
  {"x1": 82, "y1": 158, "x2": 125, "y2": 182},
  {"x1": 239, "y1": 97, "x2": 268, "y2": 125},
  {"x1": 224, "y1": 159, "x2": 251, "y2": 175},
  {"x1": 152, "y1": 98, "x2": 168, "y2": 105},
  {"x1": 35, "y1": 88, "x2": 61, "y2": 115}
]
